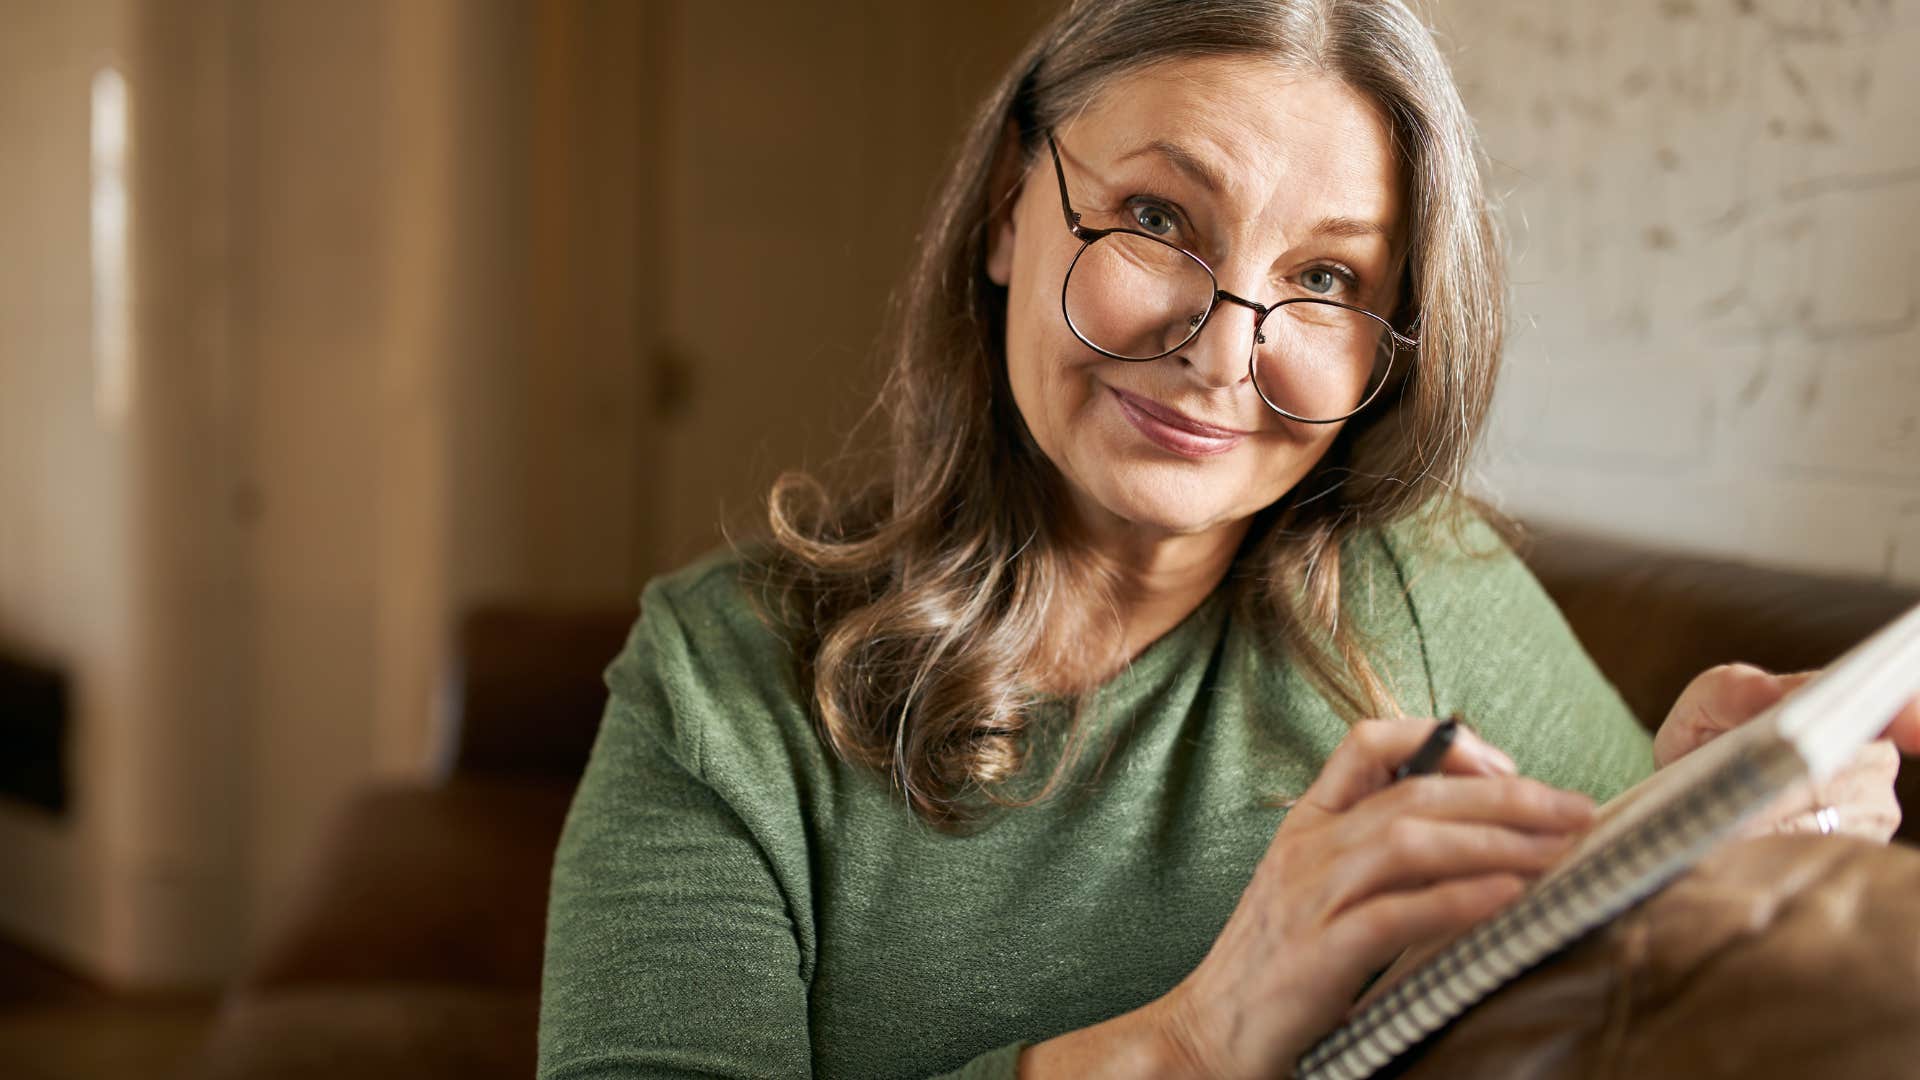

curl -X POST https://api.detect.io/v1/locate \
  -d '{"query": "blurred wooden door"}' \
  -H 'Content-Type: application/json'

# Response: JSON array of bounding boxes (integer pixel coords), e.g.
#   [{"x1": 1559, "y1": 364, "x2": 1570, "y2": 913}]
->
[{"x1": 644, "y1": 0, "x2": 1058, "y2": 573}]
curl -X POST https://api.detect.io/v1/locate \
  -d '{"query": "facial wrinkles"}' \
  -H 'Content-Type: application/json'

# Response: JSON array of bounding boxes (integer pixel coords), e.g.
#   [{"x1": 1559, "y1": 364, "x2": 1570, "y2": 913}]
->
[
  {"x1": 1231, "y1": 150, "x2": 1393, "y2": 300},
  {"x1": 1102, "y1": 81, "x2": 1400, "y2": 302},
  {"x1": 1027, "y1": 64, "x2": 1402, "y2": 438}
]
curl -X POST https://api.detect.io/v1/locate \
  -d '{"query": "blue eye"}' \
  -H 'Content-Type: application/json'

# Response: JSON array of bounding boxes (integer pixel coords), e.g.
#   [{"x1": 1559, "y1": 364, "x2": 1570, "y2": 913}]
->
[
  {"x1": 1130, "y1": 203, "x2": 1178, "y2": 237},
  {"x1": 1301, "y1": 268, "x2": 1341, "y2": 295}
]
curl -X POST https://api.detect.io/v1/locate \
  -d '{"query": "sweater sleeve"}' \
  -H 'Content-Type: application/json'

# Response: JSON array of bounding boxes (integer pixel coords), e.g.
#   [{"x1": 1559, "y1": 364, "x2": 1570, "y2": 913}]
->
[
  {"x1": 537, "y1": 595, "x2": 815, "y2": 1078},
  {"x1": 537, "y1": 581, "x2": 1034, "y2": 1080},
  {"x1": 1376, "y1": 509, "x2": 1657, "y2": 803}
]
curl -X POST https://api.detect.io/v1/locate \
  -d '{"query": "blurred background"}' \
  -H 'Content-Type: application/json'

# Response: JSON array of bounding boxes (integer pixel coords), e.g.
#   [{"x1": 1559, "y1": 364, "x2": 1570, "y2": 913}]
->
[{"x1": 0, "y1": 0, "x2": 1915, "y2": 1076}]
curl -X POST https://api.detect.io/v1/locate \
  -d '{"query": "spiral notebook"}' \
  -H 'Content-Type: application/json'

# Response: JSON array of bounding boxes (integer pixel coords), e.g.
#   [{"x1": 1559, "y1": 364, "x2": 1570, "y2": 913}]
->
[{"x1": 1297, "y1": 598, "x2": 1920, "y2": 1080}]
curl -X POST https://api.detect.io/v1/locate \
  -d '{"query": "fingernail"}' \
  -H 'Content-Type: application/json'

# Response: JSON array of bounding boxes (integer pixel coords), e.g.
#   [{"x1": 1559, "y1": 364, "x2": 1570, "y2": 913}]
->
[
  {"x1": 1455, "y1": 718, "x2": 1517, "y2": 774},
  {"x1": 1475, "y1": 740, "x2": 1518, "y2": 775}
]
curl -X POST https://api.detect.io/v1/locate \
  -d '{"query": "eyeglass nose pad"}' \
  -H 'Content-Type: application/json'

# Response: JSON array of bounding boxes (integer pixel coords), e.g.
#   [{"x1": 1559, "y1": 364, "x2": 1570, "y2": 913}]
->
[
  {"x1": 1187, "y1": 313, "x2": 1204, "y2": 330},
  {"x1": 1254, "y1": 331, "x2": 1267, "y2": 345}
]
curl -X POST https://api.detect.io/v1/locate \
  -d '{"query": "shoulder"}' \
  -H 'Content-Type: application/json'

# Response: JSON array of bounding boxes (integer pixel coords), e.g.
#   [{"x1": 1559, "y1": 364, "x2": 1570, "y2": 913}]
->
[
  {"x1": 1371, "y1": 498, "x2": 1522, "y2": 588},
  {"x1": 1332, "y1": 498, "x2": 1561, "y2": 709},
  {"x1": 1329, "y1": 499, "x2": 1535, "y2": 634},
  {"x1": 1357, "y1": 500, "x2": 1655, "y2": 796},
  {"x1": 1352, "y1": 498, "x2": 1560, "y2": 632},
  {"x1": 622, "y1": 538, "x2": 787, "y2": 664},
  {"x1": 1320, "y1": 499, "x2": 1526, "y2": 717},
  {"x1": 607, "y1": 543, "x2": 807, "y2": 775},
  {"x1": 1365, "y1": 498, "x2": 1572, "y2": 646},
  {"x1": 632, "y1": 543, "x2": 787, "y2": 658}
]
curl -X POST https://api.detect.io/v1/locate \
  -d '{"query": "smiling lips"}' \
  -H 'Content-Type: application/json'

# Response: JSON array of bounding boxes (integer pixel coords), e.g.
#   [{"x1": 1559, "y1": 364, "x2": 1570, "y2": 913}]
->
[{"x1": 1108, "y1": 386, "x2": 1250, "y2": 457}]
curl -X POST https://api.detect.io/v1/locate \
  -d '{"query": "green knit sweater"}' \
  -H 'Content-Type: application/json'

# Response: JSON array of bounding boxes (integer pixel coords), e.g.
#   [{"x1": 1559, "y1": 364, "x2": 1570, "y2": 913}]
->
[{"x1": 537, "y1": 513, "x2": 1656, "y2": 1078}]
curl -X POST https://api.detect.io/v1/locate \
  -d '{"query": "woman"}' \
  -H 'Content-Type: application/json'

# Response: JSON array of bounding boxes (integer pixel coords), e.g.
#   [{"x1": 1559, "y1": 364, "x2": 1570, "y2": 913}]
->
[{"x1": 538, "y1": 2, "x2": 1917, "y2": 1078}]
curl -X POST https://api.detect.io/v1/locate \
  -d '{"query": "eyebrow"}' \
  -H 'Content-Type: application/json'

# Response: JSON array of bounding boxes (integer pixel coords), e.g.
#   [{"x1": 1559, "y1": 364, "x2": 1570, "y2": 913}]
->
[
  {"x1": 1111, "y1": 138, "x2": 1392, "y2": 242},
  {"x1": 1308, "y1": 216, "x2": 1391, "y2": 241},
  {"x1": 1115, "y1": 138, "x2": 1228, "y2": 195}
]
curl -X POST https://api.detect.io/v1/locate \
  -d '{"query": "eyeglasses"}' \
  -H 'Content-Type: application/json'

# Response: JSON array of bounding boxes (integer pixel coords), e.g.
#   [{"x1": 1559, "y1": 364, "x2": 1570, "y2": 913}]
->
[{"x1": 1043, "y1": 132, "x2": 1419, "y2": 424}]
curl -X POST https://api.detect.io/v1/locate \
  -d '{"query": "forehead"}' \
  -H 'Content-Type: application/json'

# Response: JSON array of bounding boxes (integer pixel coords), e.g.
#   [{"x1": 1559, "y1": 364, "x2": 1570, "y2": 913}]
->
[{"x1": 1057, "y1": 55, "x2": 1404, "y2": 237}]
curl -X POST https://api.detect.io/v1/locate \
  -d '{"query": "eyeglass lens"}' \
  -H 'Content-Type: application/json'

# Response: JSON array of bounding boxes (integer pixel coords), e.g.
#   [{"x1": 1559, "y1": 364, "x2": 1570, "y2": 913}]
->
[{"x1": 1063, "y1": 231, "x2": 1393, "y2": 422}]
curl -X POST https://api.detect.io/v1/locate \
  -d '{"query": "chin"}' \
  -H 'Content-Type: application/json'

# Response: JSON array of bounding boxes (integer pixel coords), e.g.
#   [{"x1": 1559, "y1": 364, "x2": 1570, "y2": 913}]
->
[{"x1": 1085, "y1": 467, "x2": 1240, "y2": 537}]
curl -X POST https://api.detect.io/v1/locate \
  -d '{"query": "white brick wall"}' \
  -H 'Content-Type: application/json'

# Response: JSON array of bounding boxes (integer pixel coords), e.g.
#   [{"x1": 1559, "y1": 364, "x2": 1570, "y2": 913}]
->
[{"x1": 1442, "y1": 0, "x2": 1920, "y2": 584}]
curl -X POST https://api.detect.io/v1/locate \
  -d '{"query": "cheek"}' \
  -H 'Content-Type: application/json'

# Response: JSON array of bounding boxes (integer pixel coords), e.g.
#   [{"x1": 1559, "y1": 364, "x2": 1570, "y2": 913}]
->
[
  {"x1": 1003, "y1": 285, "x2": 1050, "y2": 429},
  {"x1": 1004, "y1": 232, "x2": 1089, "y2": 443},
  {"x1": 1239, "y1": 424, "x2": 1344, "y2": 503},
  {"x1": 1007, "y1": 325, "x2": 1097, "y2": 467}
]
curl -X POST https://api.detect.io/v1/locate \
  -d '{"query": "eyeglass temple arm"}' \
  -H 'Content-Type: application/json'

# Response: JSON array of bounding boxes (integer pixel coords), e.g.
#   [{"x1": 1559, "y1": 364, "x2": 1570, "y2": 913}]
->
[
  {"x1": 1387, "y1": 307, "x2": 1423, "y2": 349},
  {"x1": 1044, "y1": 133, "x2": 1083, "y2": 235}
]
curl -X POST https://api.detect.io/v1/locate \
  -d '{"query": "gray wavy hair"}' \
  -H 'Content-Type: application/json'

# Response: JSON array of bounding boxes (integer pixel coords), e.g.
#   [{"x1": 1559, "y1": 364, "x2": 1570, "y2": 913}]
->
[{"x1": 744, "y1": 0, "x2": 1507, "y2": 834}]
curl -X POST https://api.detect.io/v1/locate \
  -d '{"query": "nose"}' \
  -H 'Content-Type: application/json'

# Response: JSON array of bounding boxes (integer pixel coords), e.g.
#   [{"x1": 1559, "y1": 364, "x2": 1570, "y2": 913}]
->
[{"x1": 1176, "y1": 291, "x2": 1262, "y2": 391}]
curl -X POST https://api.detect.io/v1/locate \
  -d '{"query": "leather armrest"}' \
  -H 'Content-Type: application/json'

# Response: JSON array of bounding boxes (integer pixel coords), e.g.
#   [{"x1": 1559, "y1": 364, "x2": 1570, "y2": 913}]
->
[
  {"x1": 240, "y1": 777, "x2": 574, "y2": 990},
  {"x1": 450, "y1": 605, "x2": 638, "y2": 780},
  {"x1": 1518, "y1": 523, "x2": 1920, "y2": 730},
  {"x1": 1518, "y1": 522, "x2": 1920, "y2": 845}
]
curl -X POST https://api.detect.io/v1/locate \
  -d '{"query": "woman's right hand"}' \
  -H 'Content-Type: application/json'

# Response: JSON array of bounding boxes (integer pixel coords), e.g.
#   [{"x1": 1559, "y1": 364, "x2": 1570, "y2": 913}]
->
[{"x1": 1147, "y1": 716, "x2": 1597, "y2": 1080}]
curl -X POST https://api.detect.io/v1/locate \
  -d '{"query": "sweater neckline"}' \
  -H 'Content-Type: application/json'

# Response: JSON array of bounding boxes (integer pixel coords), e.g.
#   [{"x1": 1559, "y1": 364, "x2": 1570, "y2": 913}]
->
[{"x1": 1029, "y1": 583, "x2": 1232, "y2": 716}]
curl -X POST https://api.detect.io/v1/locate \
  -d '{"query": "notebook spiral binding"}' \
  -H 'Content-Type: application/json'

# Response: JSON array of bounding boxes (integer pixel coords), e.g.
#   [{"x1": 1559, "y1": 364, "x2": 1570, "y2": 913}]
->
[{"x1": 1296, "y1": 741, "x2": 1805, "y2": 1080}]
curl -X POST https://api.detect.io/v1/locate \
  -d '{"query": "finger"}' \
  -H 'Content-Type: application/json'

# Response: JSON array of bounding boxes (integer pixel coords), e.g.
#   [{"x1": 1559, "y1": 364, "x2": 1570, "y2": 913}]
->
[
  {"x1": 1683, "y1": 663, "x2": 1797, "y2": 735},
  {"x1": 1773, "y1": 669, "x2": 1821, "y2": 693},
  {"x1": 1355, "y1": 774, "x2": 1597, "y2": 834},
  {"x1": 1758, "y1": 798, "x2": 1900, "y2": 843},
  {"x1": 1821, "y1": 739, "x2": 1902, "y2": 840},
  {"x1": 1740, "y1": 740, "x2": 1902, "y2": 841},
  {"x1": 1883, "y1": 693, "x2": 1920, "y2": 756},
  {"x1": 1812, "y1": 739, "x2": 1899, "y2": 808},
  {"x1": 1300, "y1": 718, "x2": 1520, "y2": 814},
  {"x1": 1655, "y1": 664, "x2": 1816, "y2": 767},
  {"x1": 1324, "y1": 873, "x2": 1528, "y2": 983},
  {"x1": 1852, "y1": 737, "x2": 1902, "y2": 775},
  {"x1": 1323, "y1": 818, "x2": 1580, "y2": 916}
]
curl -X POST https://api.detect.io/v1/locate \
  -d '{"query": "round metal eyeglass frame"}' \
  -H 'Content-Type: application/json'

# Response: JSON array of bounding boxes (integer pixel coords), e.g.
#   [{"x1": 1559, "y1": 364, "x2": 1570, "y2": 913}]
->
[{"x1": 1043, "y1": 131, "x2": 1421, "y2": 424}]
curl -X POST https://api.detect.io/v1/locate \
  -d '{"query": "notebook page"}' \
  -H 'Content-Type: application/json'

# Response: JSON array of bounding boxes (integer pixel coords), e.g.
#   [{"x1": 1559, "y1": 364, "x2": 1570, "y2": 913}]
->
[{"x1": 1530, "y1": 706, "x2": 1790, "y2": 890}]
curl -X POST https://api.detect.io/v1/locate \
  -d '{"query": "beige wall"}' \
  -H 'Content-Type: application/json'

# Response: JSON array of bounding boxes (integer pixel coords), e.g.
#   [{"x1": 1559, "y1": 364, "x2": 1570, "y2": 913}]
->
[
  {"x1": 1449, "y1": 0, "x2": 1920, "y2": 583},
  {"x1": 0, "y1": 0, "x2": 135, "y2": 982},
  {"x1": 0, "y1": 0, "x2": 662, "y2": 986}
]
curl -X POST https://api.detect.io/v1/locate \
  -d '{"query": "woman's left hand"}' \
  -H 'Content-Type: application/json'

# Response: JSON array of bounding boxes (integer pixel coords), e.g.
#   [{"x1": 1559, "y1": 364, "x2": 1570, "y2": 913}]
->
[{"x1": 1652, "y1": 663, "x2": 1920, "y2": 842}]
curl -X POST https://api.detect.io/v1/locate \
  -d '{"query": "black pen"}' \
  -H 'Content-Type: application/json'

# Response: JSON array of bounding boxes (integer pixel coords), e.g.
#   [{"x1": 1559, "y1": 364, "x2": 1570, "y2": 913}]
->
[{"x1": 1393, "y1": 714, "x2": 1461, "y2": 781}]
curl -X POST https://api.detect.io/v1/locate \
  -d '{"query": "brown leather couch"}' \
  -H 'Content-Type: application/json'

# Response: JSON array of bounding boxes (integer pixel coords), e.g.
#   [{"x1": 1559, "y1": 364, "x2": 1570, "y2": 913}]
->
[
  {"x1": 1407, "y1": 833, "x2": 1920, "y2": 1079},
  {"x1": 193, "y1": 525, "x2": 1920, "y2": 1079}
]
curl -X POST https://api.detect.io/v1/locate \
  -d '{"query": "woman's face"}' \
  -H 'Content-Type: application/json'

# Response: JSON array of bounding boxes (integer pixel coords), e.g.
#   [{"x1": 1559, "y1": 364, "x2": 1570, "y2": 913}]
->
[{"x1": 987, "y1": 56, "x2": 1406, "y2": 545}]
